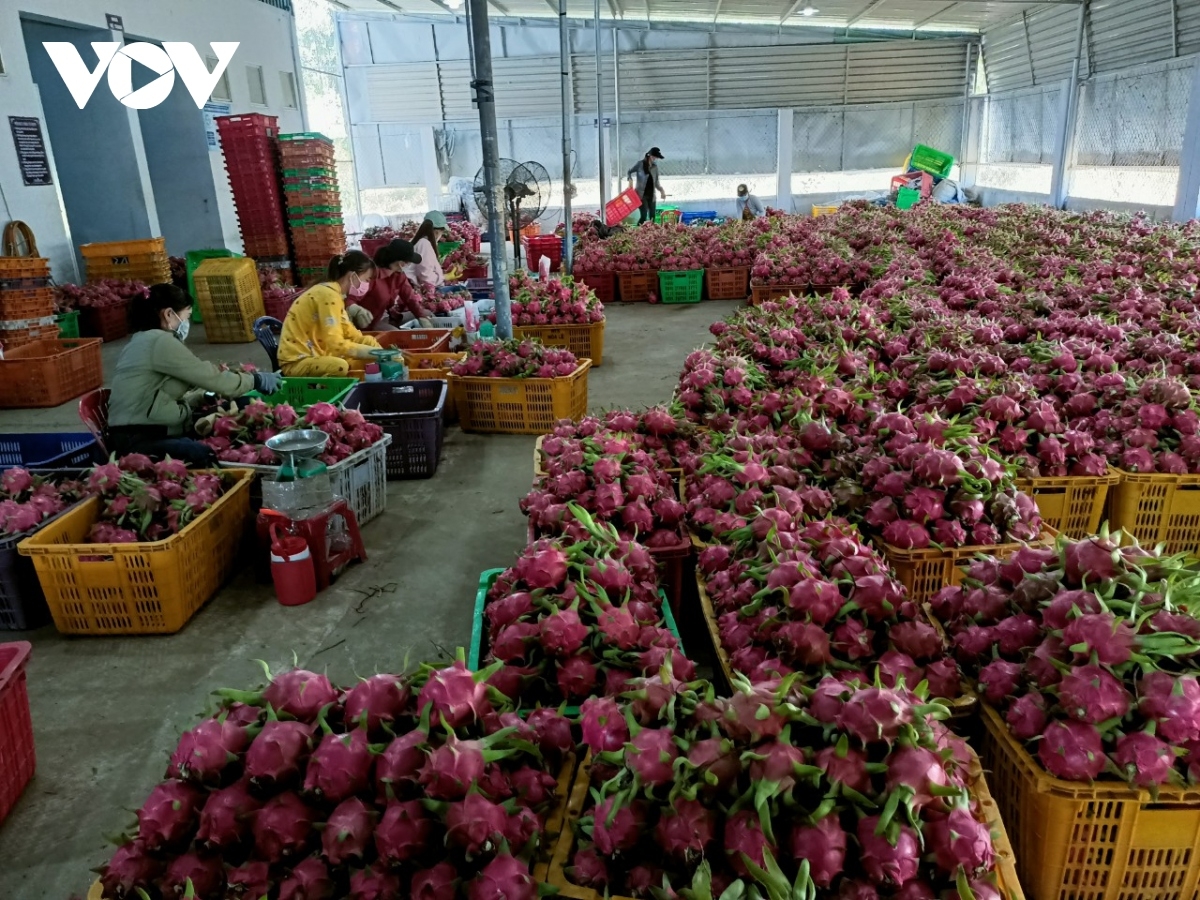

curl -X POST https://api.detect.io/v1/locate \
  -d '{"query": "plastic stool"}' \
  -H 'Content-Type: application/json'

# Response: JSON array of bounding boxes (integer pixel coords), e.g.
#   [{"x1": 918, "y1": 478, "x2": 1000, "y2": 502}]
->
[{"x1": 256, "y1": 499, "x2": 367, "y2": 591}]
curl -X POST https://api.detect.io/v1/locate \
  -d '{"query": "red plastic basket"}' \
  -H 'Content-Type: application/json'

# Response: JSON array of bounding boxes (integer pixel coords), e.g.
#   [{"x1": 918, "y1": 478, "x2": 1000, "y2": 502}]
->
[
  {"x1": 605, "y1": 187, "x2": 641, "y2": 226},
  {"x1": 572, "y1": 271, "x2": 615, "y2": 305},
  {"x1": 80, "y1": 304, "x2": 130, "y2": 342},
  {"x1": 0, "y1": 641, "x2": 34, "y2": 824}
]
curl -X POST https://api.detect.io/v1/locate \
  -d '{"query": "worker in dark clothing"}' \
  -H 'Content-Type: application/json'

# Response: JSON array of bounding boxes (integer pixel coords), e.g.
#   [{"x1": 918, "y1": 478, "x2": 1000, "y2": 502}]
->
[{"x1": 627, "y1": 147, "x2": 666, "y2": 225}]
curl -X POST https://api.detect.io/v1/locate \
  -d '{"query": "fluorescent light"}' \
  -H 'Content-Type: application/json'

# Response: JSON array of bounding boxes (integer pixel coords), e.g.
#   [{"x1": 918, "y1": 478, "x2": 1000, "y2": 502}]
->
[
  {"x1": 445, "y1": 0, "x2": 463, "y2": 7},
  {"x1": 802, "y1": 6, "x2": 817, "y2": 14}
]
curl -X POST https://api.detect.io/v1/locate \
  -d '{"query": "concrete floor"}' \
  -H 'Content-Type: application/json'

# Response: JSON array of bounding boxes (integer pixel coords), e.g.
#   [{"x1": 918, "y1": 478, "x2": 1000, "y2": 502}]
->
[{"x1": 0, "y1": 298, "x2": 739, "y2": 899}]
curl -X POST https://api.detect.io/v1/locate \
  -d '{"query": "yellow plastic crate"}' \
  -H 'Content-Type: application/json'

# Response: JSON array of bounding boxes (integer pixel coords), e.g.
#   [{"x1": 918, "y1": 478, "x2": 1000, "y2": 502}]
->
[
  {"x1": 451, "y1": 360, "x2": 590, "y2": 435},
  {"x1": 512, "y1": 320, "x2": 605, "y2": 366},
  {"x1": 812, "y1": 204, "x2": 839, "y2": 216},
  {"x1": 1016, "y1": 471, "x2": 1122, "y2": 539},
  {"x1": 18, "y1": 470, "x2": 252, "y2": 635},
  {"x1": 979, "y1": 703, "x2": 1200, "y2": 900},
  {"x1": 192, "y1": 257, "x2": 266, "y2": 343},
  {"x1": 1108, "y1": 468, "x2": 1200, "y2": 555}
]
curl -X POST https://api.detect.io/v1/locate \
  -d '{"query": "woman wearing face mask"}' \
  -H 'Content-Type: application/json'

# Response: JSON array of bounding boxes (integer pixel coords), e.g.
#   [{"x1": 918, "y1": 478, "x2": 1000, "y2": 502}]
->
[
  {"x1": 278, "y1": 251, "x2": 383, "y2": 377},
  {"x1": 108, "y1": 283, "x2": 281, "y2": 467},
  {"x1": 409, "y1": 210, "x2": 450, "y2": 288}
]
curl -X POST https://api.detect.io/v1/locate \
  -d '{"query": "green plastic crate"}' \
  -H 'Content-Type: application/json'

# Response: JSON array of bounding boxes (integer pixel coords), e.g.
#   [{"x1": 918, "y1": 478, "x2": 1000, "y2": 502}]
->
[
  {"x1": 658, "y1": 269, "x2": 704, "y2": 304},
  {"x1": 897, "y1": 187, "x2": 921, "y2": 210},
  {"x1": 910, "y1": 143, "x2": 955, "y2": 179},
  {"x1": 438, "y1": 241, "x2": 464, "y2": 261},
  {"x1": 654, "y1": 204, "x2": 680, "y2": 224},
  {"x1": 246, "y1": 376, "x2": 356, "y2": 409},
  {"x1": 279, "y1": 132, "x2": 334, "y2": 145},
  {"x1": 55, "y1": 310, "x2": 80, "y2": 339},
  {"x1": 468, "y1": 568, "x2": 684, "y2": 679},
  {"x1": 283, "y1": 167, "x2": 336, "y2": 178}
]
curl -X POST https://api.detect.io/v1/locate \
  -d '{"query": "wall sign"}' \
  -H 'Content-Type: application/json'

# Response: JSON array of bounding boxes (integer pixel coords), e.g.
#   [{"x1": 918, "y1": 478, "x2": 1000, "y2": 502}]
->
[
  {"x1": 106, "y1": 13, "x2": 124, "y2": 31},
  {"x1": 203, "y1": 101, "x2": 231, "y2": 150},
  {"x1": 8, "y1": 117, "x2": 52, "y2": 186}
]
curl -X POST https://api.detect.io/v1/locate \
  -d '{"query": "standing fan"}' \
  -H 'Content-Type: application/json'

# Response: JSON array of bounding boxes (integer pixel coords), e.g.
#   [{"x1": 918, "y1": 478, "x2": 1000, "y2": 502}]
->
[{"x1": 472, "y1": 159, "x2": 551, "y2": 266}]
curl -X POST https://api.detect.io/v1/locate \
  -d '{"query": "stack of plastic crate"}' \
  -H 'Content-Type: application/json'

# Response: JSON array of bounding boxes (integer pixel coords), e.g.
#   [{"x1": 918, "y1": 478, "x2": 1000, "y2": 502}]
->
[
  {"x1": 216, "y1": 114, "x2": 290, "y2": 264},
  {"x1": 80, "y1": 238, "x2": 171, "y2": 285},
  {"x1": 279, "y1": 133, "x2": 345, "y2": 285},
  {"x1": 0, "y1": 257, "x2": 58, "y2": 351}
]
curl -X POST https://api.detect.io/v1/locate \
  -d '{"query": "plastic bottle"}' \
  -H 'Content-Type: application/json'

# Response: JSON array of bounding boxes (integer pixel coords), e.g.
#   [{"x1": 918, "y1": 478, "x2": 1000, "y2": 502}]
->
[{"x1": 364, "y1": 363, "x2": 382, "y2": 382}]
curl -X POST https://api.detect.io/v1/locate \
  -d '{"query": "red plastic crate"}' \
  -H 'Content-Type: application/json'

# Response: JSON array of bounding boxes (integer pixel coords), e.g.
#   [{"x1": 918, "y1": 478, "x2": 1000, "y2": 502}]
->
[
  {"x1": 216, "y1": 113, "x2": 279, "y2": 140},
  {"x1": 572, "y1": 271, "x2": 615, "y2": 305},
  {"x1": 0, "y1": 641, "x2": 34, "y2": 824},
  {"x1": 605, "y1": 187, "x2": 641, "y2": 226}
]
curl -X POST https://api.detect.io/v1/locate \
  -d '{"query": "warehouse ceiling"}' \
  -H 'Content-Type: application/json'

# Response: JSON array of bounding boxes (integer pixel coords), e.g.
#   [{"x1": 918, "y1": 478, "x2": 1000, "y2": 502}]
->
[{"x1": 334, "y1": 0, "x2": 1077, "y2": 33}]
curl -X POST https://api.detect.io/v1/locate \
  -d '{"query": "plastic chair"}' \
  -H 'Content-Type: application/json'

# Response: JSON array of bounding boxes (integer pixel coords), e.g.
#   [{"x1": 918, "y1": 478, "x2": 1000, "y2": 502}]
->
[
  {"x1": 79, "y1": 388, "x2": 111, "y2": 453},
  {"x1": 253, "y1": 316, "x2": 283, "y2": 371}
]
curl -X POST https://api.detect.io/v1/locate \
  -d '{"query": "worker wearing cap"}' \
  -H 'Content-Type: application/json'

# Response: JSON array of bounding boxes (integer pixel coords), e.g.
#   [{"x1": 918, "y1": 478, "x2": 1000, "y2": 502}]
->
[
  {"x1": 737, "y1": 184, "x2": 766, "y2": 220},
  {"x1": 627, "y1": 147, "x2": 667, "y2": 226},
  {"x1": 410, "y1": 210, "x2": 451, "y2": 288},
  {"x1": 358, "y1": 239, "x2": 433, "y2": 330}
]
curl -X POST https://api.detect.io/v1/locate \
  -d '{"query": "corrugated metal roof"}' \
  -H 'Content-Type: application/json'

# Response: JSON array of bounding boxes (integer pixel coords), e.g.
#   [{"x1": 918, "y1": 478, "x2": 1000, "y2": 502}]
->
[{"x1": 1087, "y1": 0, "x2": 1174, "y2": 73}]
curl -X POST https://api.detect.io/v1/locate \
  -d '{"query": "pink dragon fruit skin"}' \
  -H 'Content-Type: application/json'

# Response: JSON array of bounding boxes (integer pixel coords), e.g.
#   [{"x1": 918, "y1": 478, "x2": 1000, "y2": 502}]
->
[
  {"x1": 1139, "y1": 672, "x2": 1200, "y2": 743},
  {"x1": 98, "y1": 840, "x2": 162, "y2": 899},
  {"x1": 525, "y1": 707, "x2": 574, "y2": 756},
  {"x1": 627, "y1": 727, "x2": 679, "y2": 785},
  {"x1": 893, "y1": 880, "x2": 937, "y2": 900},
  {"x1": 568, "y1": 847, "x2": 610, "y2": 888},
  {"x1": 166, "y1": 717, "x2": 249, "y2": 784},
  {"x1": 580, "y1": 696, "x2": 630, "y2": 751},
  {"x1": 467, "y1": 852, "x2": 538, "y2": 900},
  {"x1": 322, "y1": 796, "x2": 375, "y2": 867},
  {"x1": 928, "y1": 806, "x2": 995, "y2": 875},
  {"x1": 653, "y1": 797, "x2": 717, "y2": 861},
  {"x1": 1006, "y1": 693, "x2": 1048, "y2": 740},
  {"x1": 375, "y1": 799, "x2": 432, "y2": 863},
  {"x1": 343, "y1": 673, "x2": 411, "y2": 734},
  {"x1": 924, "y1": 658, "x2": 962, "y2": 699},
  {"x1": 815, "y1": 744, "x2": 872, "y2": 793},
  {"x1": 161, "y1": 851, "x2": 225, "y2": 899},
  {"x1": 724, "y1": 808, "x2": 775, "y2": 877},
  {"x1": 509, "y1": 766, "x2": 558, "y2": 807},
  {"x1": 837, "y1": 879, "x2": 881, "y2": 900},
  {"x1": 889, "y1": 621, "x2": 943, "y2": 661},
  {"x1": 225, "y1": 860, "x2": 272, "y2": 899},
  {"x1": 1112, "y1": 731, "x2": 1177, "y2": 787},
  {"x1": 349, "y1": 864, "x2": 403, "y2": 900},
  {"x1": 839, "y1": 687, "x2": 914, "y2": 744},
  {"x1": 978, "y1": 659, "x2": 1024, "y2": 705},
  {"x1": 1039, "y1": 720, "x2": 1106, "y2": 780},
  {"x1": 592, "y1": 796, "x2": 647, "y2": 855},
  {"x1": 418, "y1": 660, "x2": 492, "y2": 728},
  {"x1": 858, "y1": 815, "x2": 921, "y2": 887},
  {"x1": 135, "y1": 780, "x2": 205, "y2": 851},
  {"x1": 304, "y1": 728, "x2": 374, "y2": 803},
  {"x1": 788, "y1": 815, "x2": 847, "y2": 887},
  {"x1": 1059, "y1": 664, "x2": 1132, "y2": 724},
  {"x1": 375, "y1": 728, "x2": 428, "y2": 800},
  {"x1": 262, "y1": 668, "x2": 339, "y2": 722},
  {"x1": 278, "y1": 856, "x2": 335, "y2": 900},
  {"x1": 885, "y1": 745, "x2": 955, "y2": 808},
  {"x1": 418, "y1": 732, "x2": 486, "y2": 799},
  {"x1": 1063, "y1": 536, "x2": 1123, "y2": 585},
  {"x1": 445, "y1": 792, "x2": 509, "y2": 854},
  {"x1": 1062, "y1": 612, "x2": 1136, "y2": 666},
  {"x1": 244, "y1": 719, "x2": 314, "y2": 787},
  {"x1": 252, "y1": 792, "x2": 317, "y2": 863},
  {"x1": 196, "y1": 779, "x2": 261, "y2": 850},
  {"x1": 412, "y1": 862, "x2": 460, "y2": 900}
]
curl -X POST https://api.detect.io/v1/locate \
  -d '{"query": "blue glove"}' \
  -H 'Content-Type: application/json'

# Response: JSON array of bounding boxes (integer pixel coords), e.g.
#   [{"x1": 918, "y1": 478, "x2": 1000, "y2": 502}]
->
[{"x1": 253, "y1": 371, "x2": 282, "y2": 395}]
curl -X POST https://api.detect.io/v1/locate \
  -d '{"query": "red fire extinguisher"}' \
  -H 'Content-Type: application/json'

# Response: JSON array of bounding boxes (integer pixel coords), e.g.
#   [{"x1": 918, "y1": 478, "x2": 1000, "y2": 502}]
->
[{"x1": 270, "y1": 525, "x2": 317, "y2": 607}]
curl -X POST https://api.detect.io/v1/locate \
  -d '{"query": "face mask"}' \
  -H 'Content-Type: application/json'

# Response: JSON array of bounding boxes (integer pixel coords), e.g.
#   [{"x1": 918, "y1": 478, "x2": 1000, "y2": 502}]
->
[
  {"x1": 349, "y1": 274, "x2": 371, "y2": 298},
  {"x1": 171, "y1": 312, "x2": 190, "y2": 342}
]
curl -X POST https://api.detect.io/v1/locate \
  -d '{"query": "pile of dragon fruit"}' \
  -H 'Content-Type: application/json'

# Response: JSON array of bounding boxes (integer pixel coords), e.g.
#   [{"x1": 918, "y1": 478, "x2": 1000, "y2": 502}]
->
[
  {"x1": 53, "y1": 279, "x2": 148, "y2": 313},
  {"x1": 199, "y1": 401, "x2": 384, "y2": 467},
  {"x1": 411, "y1": 282, "x2": 471, "y2": 317},
  {"x1": 0, "y1": 467, "x2": 85, "y2": 538},
  {"x1": 86, "y1": 455, "x2": 227, "y2": 543},
  {"x1": 567, "y1": 673, "x2": 1006, "y2": 900},
  {"x1": 480, "y1": 514, "x2": 691, "y2": 707},
  {"x1": 539, "y1": 407, "x2": 693, "y2": 485},
  {"x1": 97, "y1": 660, "x2": 572, "y2": 900},
  {"x1": 930, "y1": 531, "x2": 1200, "y2": 786},
  {"x1": 451, "y1": 339, "x2": 580, "y2": 379},
  {"x1": 508, "y1": 270, "x2": 604, "y2": 327}
]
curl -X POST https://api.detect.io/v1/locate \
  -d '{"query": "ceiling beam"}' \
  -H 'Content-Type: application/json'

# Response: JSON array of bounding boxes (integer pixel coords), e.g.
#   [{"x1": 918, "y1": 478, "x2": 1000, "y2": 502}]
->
[
  {"x1": 543, "y1": 0, "x2": 557, "y2": 11},
  {"x1": 712, "y1": 0, "x2": 723, "y2": 24},
  {"x1": 914, "y1": 0, "x2": 957, "y2": 26},
  {"x1": 609, "y1": 0, "x2": 622, "y2": 19},
  {"x1": 489, "y1": 0, "x2": 510, "y2": 13},
  {"x1": 779, "y1": 0, "x2": 808, "y2": 24},
  {"x1": 375, "y1": 0, "x2": 404, "y2": 10},
  {"x1": 848, "y1": 0, "x2": 889, "y2": 26}
]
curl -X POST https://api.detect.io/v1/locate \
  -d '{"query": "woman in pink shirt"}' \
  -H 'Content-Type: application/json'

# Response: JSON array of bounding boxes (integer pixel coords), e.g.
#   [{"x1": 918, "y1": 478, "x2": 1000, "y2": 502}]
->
[
  {"x1": 409, "y1": 210, "x2": 448, "y2": 288},
  {"x1": 358, "y1": 239, "x2": 432, "y2": 330}
]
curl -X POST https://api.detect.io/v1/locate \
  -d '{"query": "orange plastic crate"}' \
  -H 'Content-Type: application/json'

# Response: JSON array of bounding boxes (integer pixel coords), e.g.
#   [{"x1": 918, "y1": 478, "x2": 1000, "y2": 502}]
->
[
  {"x1": 1108, "y1": 468, "x2": 1200, "y2": 555},
  {"x1": 513, "y1": 320, "x2": 605, "y2": 367},
  {"x1": 372, "y1": 329, "x2": 453, "y2": 353},
  {"x1": 0, "y1": 288, "x2": 54, "y2": 321},
  {"x1": 452, "y1": 360, "x2": 590, "y2": 435},
  {"x1": 979, "y1": 702, "x2": 1200, "y2": 900},
  {"x1": 706, "y1": 266, "x2": 750, "y2": 300},
  {"x1": 750, "y1": 282, "x2": 805, "y2": 306},
  {"x1": 18, "y1": 470, "x2": 252, "y2": 635},
  {"x1": 1016, "y1": 470, "x2": 1121, "y2": 539},
  {"x1": 0, "y1": 339, "x2": 103, "y2": 408},
  {"x1": 616, "y1": 270, "x2": 658, "y2": 303},
  {"x1": 0, "y1": 257, "x2": 50, "y2": 280}
]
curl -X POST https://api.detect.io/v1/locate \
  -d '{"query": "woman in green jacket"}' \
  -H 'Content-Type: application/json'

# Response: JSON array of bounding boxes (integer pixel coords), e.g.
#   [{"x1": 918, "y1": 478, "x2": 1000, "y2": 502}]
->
[{"x1": 107, "y1": 284, "x2": 281, "y2": 466}]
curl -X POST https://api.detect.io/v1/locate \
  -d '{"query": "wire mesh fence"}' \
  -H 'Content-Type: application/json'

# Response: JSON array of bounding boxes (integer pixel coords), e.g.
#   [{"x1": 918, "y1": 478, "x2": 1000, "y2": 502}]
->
[
  {"x1": 974, "y1": 84, "x2": 1061, "y2": 195},
  {"x1": 793, "y1": 100, "x2": 964, "y2": 174}
]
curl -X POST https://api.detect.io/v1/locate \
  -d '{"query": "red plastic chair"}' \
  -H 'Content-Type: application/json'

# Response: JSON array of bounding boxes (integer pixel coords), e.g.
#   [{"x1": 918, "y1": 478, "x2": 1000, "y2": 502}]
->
[{"x1": 79, "y1": 388, "x2": 111, "y2": 453}]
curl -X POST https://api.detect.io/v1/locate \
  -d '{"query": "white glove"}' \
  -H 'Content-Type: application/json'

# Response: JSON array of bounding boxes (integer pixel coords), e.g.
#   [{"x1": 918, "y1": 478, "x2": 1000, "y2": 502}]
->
[{"x1": 347, "y1": 305, "x2": 374, "y2": 330}]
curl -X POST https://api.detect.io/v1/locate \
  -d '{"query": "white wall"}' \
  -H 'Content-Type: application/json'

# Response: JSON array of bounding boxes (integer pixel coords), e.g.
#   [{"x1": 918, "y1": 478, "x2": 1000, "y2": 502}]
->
[{"x1": 0, "y1": 0, "x2": 306, "y2": 282}]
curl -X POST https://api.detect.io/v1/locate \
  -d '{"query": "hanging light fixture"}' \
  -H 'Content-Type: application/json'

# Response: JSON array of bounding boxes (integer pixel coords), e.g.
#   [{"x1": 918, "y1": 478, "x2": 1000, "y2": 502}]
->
[{"x1": 802, "y1": 6, "x2": 818, "y2": 15}]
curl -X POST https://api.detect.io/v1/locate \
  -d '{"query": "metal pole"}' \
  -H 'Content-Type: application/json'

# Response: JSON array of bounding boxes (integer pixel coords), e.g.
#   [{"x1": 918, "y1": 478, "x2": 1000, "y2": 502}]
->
[
  {"x1": 560, "y1": 0, "x2": 574, "y2": 270},
  {"x1": 959, "y1": 42, "x2": 973, "y2": 168},
  {"x1": 595, "y1": 0, "x2": 608, "y2": 207},
  {"x1": 1050, "y1": 0, "x2": 1087, "y2": 209},
  {"x1": 614, "y1": 33, "x2": 621, "y2": 195},
  {"x1": 469, "y1": 0, "x2": 512, "y2": 339}
]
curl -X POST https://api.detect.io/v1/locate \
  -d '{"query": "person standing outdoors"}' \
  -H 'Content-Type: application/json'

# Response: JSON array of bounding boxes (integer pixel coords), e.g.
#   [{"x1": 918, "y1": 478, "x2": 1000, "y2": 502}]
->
[
  {"x1": 627, "y1": 147, "x2": 666, "y2": 226},
  {"x1": 736, "y1": 184, "x2": 765, "y2": 219}
]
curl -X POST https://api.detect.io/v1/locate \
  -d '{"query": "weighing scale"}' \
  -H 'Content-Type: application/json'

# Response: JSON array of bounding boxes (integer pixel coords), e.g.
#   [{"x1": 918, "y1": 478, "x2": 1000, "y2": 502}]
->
[
  {"x1": 265, "y1": 429, "x2": 330, "y2": 482},
  {"x1": 369, "y1": 347, "x2": 406, "y2": 381}
]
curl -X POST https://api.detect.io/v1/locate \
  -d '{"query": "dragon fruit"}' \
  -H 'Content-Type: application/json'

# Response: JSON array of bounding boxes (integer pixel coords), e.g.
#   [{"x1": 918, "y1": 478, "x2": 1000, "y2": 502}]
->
[
  {"x1": 977, "y1": 659, "x2": 1024, "y2": 705},
  {"x1": 1006, "y1": 693, "x2": 1048, "y2": 740},
  {"x1": 627, "y1": 727, "x2": 679, "y2": 785},
  {"x1": 592, "y1": 796, "x2": 647, "y2": 854},
  {"x1": 1138, "y1": 672, "x2": 1200, "y2": 742},
  {"x1": 322, "y1": 796, "x2": 375, "y2": 866},
  {"x1": 580, "y1": 696, "x2": 630, "y2": 751},
  {"x1": 889, "y1": 621, "x2": 942, "y2": 661},
  {"x1": 160, "y1": 851, "x2": 225, "y2": 899},
  {"x1": 884, "y1": 745, "x2": 955, "y2": 810},
  {"x1": 838, "y1": 687, "x2": 914, "y2": 744},
  {"x1": 724, "y1": 809, "x2": 774, "y2": 877},
  {"x1": 1059, "y1": 665, "x2": 1132, "y2": 724},
  {"x1": 654, "y1": 797, "x2": 717, "y2": 861},
  {"x1": 1063, "y1": 536, "x2": 1122, "y2": 585},
  {"x1": 375, "y1": 729, "x2": 428, "y2": 799},
  {"x1": 444, "y1": 791, "x2": 509, "y2": 854},
  {"x1": 1112, "y1": 730, "x2": 1177, "y2": 786},
  {"x1": 166, "y1": 716, "x2": 249, "y2": 784},
  {"x1": 788, "y1": 815, "x2": 847, "y2": 887},
  {"x1": 349, "y1": 864, "x2": 402, "y2": 900},
  {"x1": 516, "y1": 542, "x2": 568, "y2": 588},
  {"x1": 468, "y1": 853, "x2": 538, "y2": 900},
  {"x1": 304, "y1": 727, "x2": 374, "y2": 802},
  {"x1": 196, "y1": 780, "x2": 261, "y2": 850},
  {"x1": 815, "y1": 742, "x2": 872, "y2": 793},
  {"x1": 343, "y1": 673, "x2": 410, "y2": 734},
  {"x1": 418, "y1": 732, "x2": 486, "y2": 799},
  {"x1": 136, "y1": 780, "x2": 204, "y2": 851},
  {"x1": 857, "y1": 816, "x2": 921, "y2": 886},
  {"x1": 253, "y1": 792, "x2": 317, "y2": 863},
  {"x1": 928, "y1": 806, "x2": 995, "y2": 874},
  {"x1": 411, "y1": 862, "x2": 461, "y2": 900},
  {"x1": 226, "y1": 861, "x2": 272, "y2": 899},
  {"x1": 569, "y1": 847, "x2": 611, "y2": 888},
  {"x1": 98, "y1": 840, "x2": 162, "y2": 899},
  {"x1": 418, "y1": 660, "x2": 492, "y2": 728},
  {"x1": 1062, "y1": 612, "x2": 1136, "y2": 666},
  {"x1": 526, "y1": 707, "x2": 574, "y2": 756},
  {"x1": 278, "y1": 857, "x2": 335, "y2": 900},
  {"x1": 244, "y1": 719, "x2": 314, "y2": 787},
  {"x1": 375, "y1": 799, "x2": 432, "y2": 863},
  {"x1": 257, "y1": 667, "x2": 338, "y2": 721},
  {"x1": 540, "y1": 608, "x2": 589, "y2": 657},
  {"x1": 1038, "y1": 720, "x2": 1106, "y2": 780}
]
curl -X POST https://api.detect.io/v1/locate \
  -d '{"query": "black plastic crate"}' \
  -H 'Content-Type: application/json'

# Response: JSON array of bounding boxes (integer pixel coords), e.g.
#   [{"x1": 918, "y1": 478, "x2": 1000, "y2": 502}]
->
[{"x1": 343, "y1": 381, "x2": 447, "y2": 480}]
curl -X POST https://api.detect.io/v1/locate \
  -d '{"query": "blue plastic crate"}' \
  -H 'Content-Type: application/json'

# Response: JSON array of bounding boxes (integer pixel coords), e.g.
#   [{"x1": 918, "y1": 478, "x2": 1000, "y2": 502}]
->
[
  {"x1": 682, "y1": 211, "x2": 717, "y2": 223},
  {"x1": 0, "y1": 433, "x2": 103, "y2": 470}
]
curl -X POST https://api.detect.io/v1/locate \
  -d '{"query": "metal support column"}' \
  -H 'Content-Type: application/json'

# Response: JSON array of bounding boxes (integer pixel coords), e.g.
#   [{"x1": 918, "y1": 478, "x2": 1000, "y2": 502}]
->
[
  {"x1": 560, "y1": 0, "x2": 574, "y2": 269},
  {"x1": 613, "y1": 32, "x2": 621, "y2": 186},
  {"x1": 1173, "y1": 59, "x2": 1200, "y2": 221},
  {"x1": 776, "y1": 108, "x2": 793, "y2": 212},
  {"x1": 1049, "y1": 0, "x2": 1087, "y2": 208},
  {"x1": 469, "y1": 0, "x2": 512, "y2": 338},
  {"x1": 595, "y1": 0, "x2": 608, "y2": 207},
  {"x1": 959, "y1": 43, "x2": 973, "y2": 168}
]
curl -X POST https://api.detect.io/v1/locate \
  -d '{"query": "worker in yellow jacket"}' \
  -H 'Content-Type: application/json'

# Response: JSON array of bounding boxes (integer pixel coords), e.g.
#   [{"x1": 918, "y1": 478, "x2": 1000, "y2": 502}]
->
[{"x1": 279, "y1": 251, "x2": 382, "y2": 377}]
